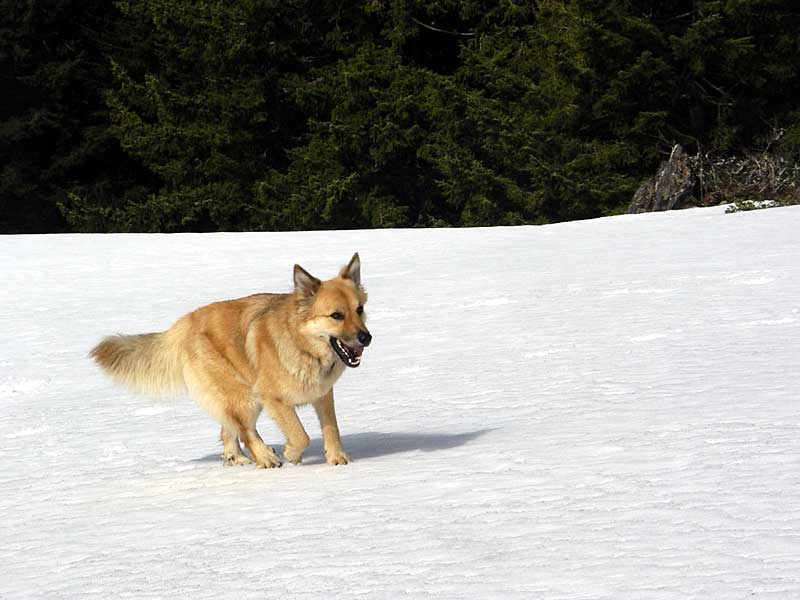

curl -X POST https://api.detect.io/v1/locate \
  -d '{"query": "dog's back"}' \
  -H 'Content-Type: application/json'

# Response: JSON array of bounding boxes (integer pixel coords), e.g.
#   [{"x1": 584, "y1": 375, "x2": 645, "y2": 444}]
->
[{"x1": 91, "y1": 293, "x2": 289, "y2": 396}]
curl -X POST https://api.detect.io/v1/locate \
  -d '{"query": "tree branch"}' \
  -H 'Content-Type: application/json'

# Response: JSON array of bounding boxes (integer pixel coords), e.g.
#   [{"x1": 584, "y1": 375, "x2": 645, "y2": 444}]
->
[{"x1": 410, "y1": 16, "x2": 476, "y2": 37}]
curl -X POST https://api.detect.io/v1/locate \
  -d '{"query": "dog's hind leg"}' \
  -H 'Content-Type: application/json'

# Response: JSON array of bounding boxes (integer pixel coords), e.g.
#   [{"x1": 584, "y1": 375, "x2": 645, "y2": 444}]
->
[
  {"x1": 237, "y1": 420, "x2": 282, "y2": 469},
  {"x1": 220, "y1": 426, "x2": 251, "y2": 466},
  {"x1": 183, "y1": 335, "x2": 280, "y2": 468}
]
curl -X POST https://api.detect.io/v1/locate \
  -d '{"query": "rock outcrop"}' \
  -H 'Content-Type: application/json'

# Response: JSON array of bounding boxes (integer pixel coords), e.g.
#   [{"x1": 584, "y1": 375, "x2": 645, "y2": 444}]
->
[{"x1": 628, "y1": 145, "x2": 699, "y2": 213}]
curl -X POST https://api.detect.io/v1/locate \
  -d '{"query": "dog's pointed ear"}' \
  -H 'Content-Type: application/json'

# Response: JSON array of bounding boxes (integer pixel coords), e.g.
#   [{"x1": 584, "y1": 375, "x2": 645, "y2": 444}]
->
[
  {"x1": 339, "y1": 253, "x2": 361, "y2": 285},
  {"x1": 294, "y1": 264, "x2": 321, "y2": 298}
]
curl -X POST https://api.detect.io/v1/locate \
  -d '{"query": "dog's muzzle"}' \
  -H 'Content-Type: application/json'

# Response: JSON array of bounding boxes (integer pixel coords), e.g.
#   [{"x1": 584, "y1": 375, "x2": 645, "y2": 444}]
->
[{"x1": 330, "y1": 336, "x2": 366, "y2": 368}]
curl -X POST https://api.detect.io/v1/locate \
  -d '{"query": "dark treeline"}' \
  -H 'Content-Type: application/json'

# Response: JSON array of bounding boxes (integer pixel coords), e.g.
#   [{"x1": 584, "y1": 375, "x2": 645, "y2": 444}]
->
[{"x1": 2, "y1": 0, "x2": 800, "y2": 233}]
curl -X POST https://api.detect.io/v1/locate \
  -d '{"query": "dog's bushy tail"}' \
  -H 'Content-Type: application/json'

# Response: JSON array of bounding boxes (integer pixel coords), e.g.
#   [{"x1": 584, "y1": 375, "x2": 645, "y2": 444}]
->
[{"x1": 90, "y1": 331, "x2": 185, "y2": 396}]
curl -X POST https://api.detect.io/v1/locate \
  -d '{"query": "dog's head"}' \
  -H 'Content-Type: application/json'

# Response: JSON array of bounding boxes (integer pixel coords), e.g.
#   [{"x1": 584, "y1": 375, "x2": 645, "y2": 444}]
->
[{"x1": 294, "y1": 253, "x2": 370, "y2": 368}]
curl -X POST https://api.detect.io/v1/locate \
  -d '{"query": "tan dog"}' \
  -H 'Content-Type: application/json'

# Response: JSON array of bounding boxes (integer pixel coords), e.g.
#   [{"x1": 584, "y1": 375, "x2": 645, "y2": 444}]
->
[{"x1": 91, "y1": 254, "x2": 370, "y2": 468}]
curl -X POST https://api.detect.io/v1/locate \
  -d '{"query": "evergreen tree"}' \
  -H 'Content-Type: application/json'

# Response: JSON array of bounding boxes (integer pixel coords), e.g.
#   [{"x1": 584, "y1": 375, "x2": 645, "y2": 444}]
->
[
  {"x1": 2, "y1": 0, "x2": 798, "y2": 232},
  {"x1": 0, "y1": 0, "x2": 137, "y2": 232}
]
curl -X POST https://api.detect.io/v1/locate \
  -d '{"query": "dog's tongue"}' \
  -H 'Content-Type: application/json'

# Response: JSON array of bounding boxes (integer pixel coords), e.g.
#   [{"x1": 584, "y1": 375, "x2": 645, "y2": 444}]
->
[{"x1": 352, "y1": 345, "x2": 364, "y2": 358}]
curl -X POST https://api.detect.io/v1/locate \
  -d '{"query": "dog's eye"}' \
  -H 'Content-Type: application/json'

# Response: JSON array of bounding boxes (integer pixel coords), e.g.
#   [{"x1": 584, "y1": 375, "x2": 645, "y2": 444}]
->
[
  {"x1": 330, "y1": 312, "x2": 344, "y2": 321},
  {"x1": 356, "y1": 306, "x2": 364, "y2": 315}
]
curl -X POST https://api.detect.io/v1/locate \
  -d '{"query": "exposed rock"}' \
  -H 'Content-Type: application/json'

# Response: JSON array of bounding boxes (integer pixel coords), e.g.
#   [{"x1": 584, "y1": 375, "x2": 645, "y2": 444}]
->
[{"x1": 628, "y1": 145, "x2": 699, "y2": 213}]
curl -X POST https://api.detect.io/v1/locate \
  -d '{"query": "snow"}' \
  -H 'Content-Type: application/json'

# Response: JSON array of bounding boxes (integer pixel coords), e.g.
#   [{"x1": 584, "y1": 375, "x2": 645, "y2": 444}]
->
[{"x1": 1, "y1": 205, "x2": 800, "y2": 598}]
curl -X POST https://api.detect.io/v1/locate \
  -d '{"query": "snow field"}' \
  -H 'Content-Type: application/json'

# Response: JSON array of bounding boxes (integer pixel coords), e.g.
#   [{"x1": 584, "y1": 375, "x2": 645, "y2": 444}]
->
[{"x1": 1, "y1": 205, "x2": 799, "y2": 598}]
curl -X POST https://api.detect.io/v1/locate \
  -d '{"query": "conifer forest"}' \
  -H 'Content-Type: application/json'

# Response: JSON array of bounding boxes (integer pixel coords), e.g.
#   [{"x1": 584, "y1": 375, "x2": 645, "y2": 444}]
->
[{"x1": 2, "y1": 1, "x2": 800, "y2": 233}]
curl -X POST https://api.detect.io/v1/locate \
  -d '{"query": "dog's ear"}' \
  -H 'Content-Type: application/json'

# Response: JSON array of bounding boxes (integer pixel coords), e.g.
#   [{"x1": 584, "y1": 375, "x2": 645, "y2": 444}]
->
[
  {"x1": 339, "y1": 253, "x2": 361, "y2": 285},
  {"x1": 294, "y1": 264, "x2": 321, "y2": 298}
]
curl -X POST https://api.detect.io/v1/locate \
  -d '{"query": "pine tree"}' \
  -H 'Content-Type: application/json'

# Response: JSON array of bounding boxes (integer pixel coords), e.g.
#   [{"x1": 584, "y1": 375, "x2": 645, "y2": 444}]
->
[{"x1": 0, "y1": 0, "x2": 128, "y2": 232}]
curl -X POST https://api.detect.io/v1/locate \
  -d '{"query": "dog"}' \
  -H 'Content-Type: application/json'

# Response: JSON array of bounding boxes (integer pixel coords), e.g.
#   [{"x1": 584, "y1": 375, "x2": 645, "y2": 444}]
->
[{"x1": 91, "y1": 253, "x2": 370, "y2": 468}]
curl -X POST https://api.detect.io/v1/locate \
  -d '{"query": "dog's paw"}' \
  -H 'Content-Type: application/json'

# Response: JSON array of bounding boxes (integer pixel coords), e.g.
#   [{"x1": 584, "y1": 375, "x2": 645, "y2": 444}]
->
[
  {"x1": 283, "y1": 445, "x2": 305, "y2": 465},
  {"x1": 325, "y1": 447, "x2": 350, "y2": 466},
  {"x1": 255, "y1": 447, "x2": 282, "y2": 469},
  {"x1": 222, "y1": 453, "x2": 252, "y2": 467}
]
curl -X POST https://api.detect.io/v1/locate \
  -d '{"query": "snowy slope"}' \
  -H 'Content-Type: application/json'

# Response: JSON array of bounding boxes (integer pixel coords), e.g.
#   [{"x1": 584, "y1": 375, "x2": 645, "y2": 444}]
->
[{"x1": 1, "y1": 205, "x2": 799, "y2": 599}]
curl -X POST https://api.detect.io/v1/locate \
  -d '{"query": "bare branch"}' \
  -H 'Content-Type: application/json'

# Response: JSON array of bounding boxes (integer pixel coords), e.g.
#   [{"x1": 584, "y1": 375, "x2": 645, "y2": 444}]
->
[{"x1": 410, "y1": 16, "x2": 477, "y2": 37}]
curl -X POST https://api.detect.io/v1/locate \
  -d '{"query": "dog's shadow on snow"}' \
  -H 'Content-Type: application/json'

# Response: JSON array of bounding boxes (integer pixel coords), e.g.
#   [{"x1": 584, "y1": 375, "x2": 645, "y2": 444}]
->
[
  {"x1": 327, "y1": 429, "x2": 491, "y2": 463},
  {"x1": 193, "y1": 429, "x2": 491, "y2": 465}
]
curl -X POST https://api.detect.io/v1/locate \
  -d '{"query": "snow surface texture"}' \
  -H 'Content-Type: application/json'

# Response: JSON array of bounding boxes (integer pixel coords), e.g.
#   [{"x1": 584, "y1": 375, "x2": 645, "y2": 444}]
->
[{"x1": 1, "y1": 206, "x2": 799, "y2": 599}]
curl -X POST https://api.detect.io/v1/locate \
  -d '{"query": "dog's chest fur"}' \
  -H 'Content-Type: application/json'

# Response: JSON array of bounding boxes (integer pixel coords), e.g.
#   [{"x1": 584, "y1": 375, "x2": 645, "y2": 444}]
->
[
  {"x1": 245, "y1": 314, "x2": 345, "y2": 405},
  {"x1": 276, "y1": 348, "x2": 345, "y2": 405}
]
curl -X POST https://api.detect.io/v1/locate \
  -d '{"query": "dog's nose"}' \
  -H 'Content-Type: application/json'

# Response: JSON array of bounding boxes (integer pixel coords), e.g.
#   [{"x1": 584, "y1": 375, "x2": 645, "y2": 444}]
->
[{"x1": 357, "y1": 330, "x2": 372, "y2": 347}]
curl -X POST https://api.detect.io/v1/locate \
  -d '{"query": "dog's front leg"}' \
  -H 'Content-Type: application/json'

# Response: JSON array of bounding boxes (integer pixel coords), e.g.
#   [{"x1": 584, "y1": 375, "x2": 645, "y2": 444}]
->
[
  {"x1": 262, "y1": 395, "x2": 310, "y2": 464},
  {"x1": 313, "y1": 390, "x2": 349, "y2": 465}
]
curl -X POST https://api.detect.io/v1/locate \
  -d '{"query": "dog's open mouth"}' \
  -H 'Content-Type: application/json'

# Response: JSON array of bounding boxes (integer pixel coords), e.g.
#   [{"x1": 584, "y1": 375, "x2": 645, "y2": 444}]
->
[{"x1": 330, "y1": 337, "x2": 363, "y2": 368}]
